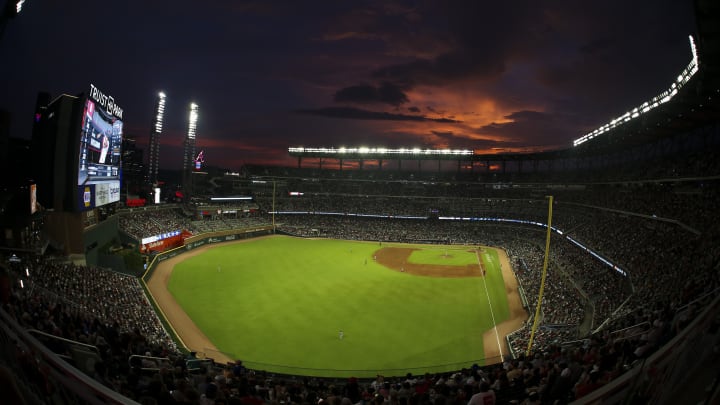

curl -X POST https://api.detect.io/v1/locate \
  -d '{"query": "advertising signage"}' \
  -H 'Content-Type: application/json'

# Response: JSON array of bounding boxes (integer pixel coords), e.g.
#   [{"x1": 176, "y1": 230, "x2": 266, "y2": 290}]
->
[{"x1": 77, "y1": 84, "x2": 123, "y2": 209}]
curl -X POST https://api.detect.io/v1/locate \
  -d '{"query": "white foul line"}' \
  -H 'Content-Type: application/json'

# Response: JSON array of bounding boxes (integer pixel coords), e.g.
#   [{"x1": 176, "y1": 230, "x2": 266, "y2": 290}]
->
[{"x1": 477, "y1": 250, "x2": 504, "y2": 363}]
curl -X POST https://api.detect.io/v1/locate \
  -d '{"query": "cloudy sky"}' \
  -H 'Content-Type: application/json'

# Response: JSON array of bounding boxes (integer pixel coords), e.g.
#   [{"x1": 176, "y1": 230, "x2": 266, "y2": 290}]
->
[{"x1": 0, "y1": 0, "x2": 697, "y2": 169}]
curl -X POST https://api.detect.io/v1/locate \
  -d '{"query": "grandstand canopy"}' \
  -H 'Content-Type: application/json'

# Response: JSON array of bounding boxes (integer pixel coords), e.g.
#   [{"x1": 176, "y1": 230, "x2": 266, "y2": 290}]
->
[{"x1": 568, "y1": 0, "x2": 720, "y2": 156}]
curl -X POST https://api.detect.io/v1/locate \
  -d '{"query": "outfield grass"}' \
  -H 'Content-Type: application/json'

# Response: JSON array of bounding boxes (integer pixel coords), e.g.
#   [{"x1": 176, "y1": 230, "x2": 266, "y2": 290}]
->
[{"x1": 167, "y1": 236, "x2": 510, "y2": 377}]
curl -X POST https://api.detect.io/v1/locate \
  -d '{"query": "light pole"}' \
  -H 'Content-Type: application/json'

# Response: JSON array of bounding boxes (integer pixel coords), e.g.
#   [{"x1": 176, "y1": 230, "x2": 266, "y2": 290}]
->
[{"x1": 0, "y1": 1, "x2": 26, "y2": 43}]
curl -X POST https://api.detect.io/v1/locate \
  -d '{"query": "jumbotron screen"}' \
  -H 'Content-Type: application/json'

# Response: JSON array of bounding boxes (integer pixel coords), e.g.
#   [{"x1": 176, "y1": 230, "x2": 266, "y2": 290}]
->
[{"x1": 77, "y1": 84, "x2": 123, "y2": 209}]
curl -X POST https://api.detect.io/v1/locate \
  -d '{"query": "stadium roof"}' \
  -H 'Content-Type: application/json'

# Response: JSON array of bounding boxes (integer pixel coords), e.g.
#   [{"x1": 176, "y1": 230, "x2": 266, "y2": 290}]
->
[{"x1": 568, "y1": 0, "x2": 720, "y2": 156}]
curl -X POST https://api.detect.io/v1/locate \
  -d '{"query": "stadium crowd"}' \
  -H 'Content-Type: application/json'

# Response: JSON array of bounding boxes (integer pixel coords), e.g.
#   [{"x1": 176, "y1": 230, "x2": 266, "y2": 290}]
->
[
  {"x1": 119, "y1": 208, "x2": 193, "y2": 240},
  {"x1": 0, "y1": 169, "x2": 717, "y2": 403},
  {"x1": 118, "y1": 207, "x2": 269, "y2": 240}
]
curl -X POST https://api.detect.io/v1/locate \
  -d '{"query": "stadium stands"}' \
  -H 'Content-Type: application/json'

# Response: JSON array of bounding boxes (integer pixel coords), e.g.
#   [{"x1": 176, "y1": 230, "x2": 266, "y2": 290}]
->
[
  {"x1": 5, "y1": 165, "x2": 717, "y2": 403},
  {"x1": 118, "y1": 207, "x2": 193, "y2": 241}
]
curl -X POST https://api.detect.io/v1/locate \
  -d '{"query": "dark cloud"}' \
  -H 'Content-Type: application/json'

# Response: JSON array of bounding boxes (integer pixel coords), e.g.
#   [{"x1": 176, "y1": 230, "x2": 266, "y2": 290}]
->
[
  {"x1": 426, "y1": 106, "x2": 446, "y2": 115},
  {"x1": 334, "y1": 82, "x2": 409, "y2": 106},
  {"x1": 430, "y1": 130, "x2": 456, "y2": 141},
  {"x1": 333, "y1": 84, "x2": 377, "y2": 104},
  {"x1": 373, "y1": 51, "x2": 506, "y2": 87},
  {"x1": 366, "y1": 1, "x2": 548, "y2": 88},
  {"x1": 578, "y1": 37, "x2": 616, "y2": 55},
  {"x1": 430, "y1": 130, "x2": 526, "y2": 149},
  {"x1": 296, "y1": 107, "x2": 461, "y2": 123},
  {"x1": 407, "y1": 106, "x2": 421, "y2": 113},
  {"x1": 478, "y1": 110, "x2": 579, "y2": 147}
]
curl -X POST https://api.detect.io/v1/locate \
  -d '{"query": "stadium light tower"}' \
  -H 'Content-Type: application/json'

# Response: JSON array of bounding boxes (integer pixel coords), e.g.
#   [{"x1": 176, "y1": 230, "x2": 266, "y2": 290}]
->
[
  {"x1": 182, "y1": 102, "x2": 198, "y2": 195},
  {"x1": 1, "y1": 1, "x2": 27, "y2": 42},
  {"x1": 184, "y1": 102, "x2": 198, "y2": 171},
  {"x1": 147, "y1": 91, "x2": 166, "y2": 185}
]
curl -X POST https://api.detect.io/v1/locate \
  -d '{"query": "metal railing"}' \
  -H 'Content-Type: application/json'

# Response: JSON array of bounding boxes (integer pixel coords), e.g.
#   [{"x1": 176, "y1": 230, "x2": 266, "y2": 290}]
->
[{"x1": 0, "y1": 307, "x2": 138, "y2": 404}]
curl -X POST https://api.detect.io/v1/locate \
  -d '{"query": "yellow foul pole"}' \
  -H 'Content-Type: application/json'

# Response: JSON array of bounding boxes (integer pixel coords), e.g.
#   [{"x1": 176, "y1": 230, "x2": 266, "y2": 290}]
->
[
  {"x1": 272, "y1": 180, "x2": 276, "y2": 233},
  {"x1": 526, "y1": 195, "x2": 553, "y2": 356}
]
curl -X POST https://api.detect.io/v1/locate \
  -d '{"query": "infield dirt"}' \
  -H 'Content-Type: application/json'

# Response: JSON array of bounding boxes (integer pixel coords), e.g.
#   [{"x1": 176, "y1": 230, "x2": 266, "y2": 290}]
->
[{"x1": 374, "y1": 247, "x2": 482, "y2": 277}]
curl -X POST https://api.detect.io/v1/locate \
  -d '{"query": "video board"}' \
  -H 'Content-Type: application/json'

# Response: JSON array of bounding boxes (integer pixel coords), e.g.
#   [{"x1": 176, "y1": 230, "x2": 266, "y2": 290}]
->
[{"x1": 77, "y1": 84, "x2": 123, "y2": 209}]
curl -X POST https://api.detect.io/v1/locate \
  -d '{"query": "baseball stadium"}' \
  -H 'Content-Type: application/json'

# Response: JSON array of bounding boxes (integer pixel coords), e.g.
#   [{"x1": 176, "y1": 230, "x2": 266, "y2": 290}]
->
[{"x1": 1, "y1": 2, "x2": 719, "y2": 405}]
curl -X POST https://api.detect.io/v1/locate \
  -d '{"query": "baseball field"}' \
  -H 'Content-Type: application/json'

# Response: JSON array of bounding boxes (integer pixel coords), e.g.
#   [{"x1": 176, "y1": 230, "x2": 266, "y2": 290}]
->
[{"x1": 146, "y1": 235, "x2": 526, "y2": 377}]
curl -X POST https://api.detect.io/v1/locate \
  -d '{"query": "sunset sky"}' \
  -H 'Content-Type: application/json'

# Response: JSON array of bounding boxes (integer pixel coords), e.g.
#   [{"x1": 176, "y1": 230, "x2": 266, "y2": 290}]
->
[{"x1": 0, "y1": 1, "x2": 698, "y2": 170}]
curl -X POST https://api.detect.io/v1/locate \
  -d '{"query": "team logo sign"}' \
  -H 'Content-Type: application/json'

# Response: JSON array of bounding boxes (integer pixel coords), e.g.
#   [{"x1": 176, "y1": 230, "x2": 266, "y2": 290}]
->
[{"x1": 83, "y1": 187, "x2": 92, "y2": 207}]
